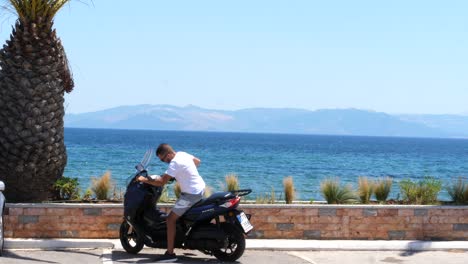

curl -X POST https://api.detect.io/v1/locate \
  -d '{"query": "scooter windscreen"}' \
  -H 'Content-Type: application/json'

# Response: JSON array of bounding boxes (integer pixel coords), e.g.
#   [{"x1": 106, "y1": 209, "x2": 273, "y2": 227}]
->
[{"x1": 124, "y1": 149, "x2": 154, "y2": 222}]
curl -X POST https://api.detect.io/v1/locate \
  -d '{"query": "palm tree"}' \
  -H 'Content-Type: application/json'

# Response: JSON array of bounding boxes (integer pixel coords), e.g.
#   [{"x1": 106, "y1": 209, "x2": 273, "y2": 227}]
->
[{"x1": 0, "y1": 0, "x2": 74, "y2": 202}]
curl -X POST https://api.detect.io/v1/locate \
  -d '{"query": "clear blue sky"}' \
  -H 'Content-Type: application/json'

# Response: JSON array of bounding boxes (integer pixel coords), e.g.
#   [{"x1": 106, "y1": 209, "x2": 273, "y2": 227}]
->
[{"x1": 1, "y1": 0, "x2": 467, "y2": 115}]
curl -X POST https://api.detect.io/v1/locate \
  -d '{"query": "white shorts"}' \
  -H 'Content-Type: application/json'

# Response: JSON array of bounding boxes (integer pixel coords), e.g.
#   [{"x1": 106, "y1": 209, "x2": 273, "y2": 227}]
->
[{"x1": 171, "y1": 192, "x2": 203, "y2": 216}]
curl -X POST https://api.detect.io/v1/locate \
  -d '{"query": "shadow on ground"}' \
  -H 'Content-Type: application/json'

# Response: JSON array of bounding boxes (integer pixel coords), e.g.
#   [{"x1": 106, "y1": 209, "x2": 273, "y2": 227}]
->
[{"x1": 111, "y1": 250, "x2": 239, "y2": 263}]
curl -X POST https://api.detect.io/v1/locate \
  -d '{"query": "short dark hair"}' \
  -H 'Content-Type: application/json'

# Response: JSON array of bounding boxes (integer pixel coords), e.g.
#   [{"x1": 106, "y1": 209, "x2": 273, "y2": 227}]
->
[{"x1": 156, "y1": 143, "x2": 174, "y2": 157}]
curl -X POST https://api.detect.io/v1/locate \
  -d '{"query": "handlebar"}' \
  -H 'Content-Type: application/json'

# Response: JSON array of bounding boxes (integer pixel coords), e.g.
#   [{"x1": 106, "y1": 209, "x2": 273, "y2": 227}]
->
[
  {"x1": 133, "y1": 169, "x2": 149, "y2": 182},
  {"x1": 134, "y1": 170, "x2": 176, "y2": 185}
]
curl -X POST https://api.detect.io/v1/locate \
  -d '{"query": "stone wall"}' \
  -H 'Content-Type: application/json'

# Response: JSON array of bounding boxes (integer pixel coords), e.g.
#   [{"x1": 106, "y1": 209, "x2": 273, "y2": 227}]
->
[{"x1": 5, "y1": 203, "x2": 468, "y2": 240}]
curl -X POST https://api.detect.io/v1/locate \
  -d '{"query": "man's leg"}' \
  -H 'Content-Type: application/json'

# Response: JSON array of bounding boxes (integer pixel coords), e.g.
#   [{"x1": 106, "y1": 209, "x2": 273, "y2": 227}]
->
[
  {"x1": 166, "y1": 211, "x2": 179, "y2": 254},
  {"x1": 165, "y1": 192, "x2": 202, "y2": 255}
]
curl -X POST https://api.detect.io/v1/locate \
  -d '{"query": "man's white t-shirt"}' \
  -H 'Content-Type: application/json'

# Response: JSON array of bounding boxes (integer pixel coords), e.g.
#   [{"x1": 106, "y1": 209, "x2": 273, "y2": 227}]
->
[{"x1": 165, "y1": 151, "x2": 205, "y2": 195}]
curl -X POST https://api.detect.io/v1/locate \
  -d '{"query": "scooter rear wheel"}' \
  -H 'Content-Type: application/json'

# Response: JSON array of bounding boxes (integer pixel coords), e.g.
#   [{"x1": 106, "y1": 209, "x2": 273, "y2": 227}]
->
[
  {"x1": 213, "y1": 223, "x2": 246, "y2": 262},
  {"x1": 119, "y1": 220, "x2": 144, "y2": 254}
]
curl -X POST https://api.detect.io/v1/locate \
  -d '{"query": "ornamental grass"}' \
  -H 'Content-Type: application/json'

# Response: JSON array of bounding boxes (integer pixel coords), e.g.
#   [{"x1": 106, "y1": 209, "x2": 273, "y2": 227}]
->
[
  {"x1": 203, "y1": 185, "x2": 213, "y2": 198},
  {"x1": 255, "y1": 187, "x2": 276, "y2": 204},
  {"x1": 225, "y1": 173, "x2": 240, "y2": 191},
  {"x1": 91, "y1": 171, "x2": 113, "y2": 200},
  {"x1": 447, "y1": 177, "x2": 468, "y2": 205},
  {"x1": 320, "y1": 178, "x2": 357, "y2": 204},
  {"x1": 283, "y1": 176, "x2": 295, "y2": 204},
  {"x1": 358, "y1": 176, "x2": 373, "y2": 204},
  {"x1": 399, "y1": 176, "x2": 442, "y2": 205},
  {"x1": 374, "y1": 177, "x2": 393, "y2": 203},
  {"x1": 173, "y1": 181, "x2": 182, "y2": 199}
]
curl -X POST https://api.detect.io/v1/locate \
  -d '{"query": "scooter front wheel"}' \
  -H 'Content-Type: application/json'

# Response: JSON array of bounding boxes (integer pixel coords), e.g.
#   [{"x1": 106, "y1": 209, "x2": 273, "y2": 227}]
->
[{"x1": 119, "y1": 220, "x2": 144, "y2": 254}]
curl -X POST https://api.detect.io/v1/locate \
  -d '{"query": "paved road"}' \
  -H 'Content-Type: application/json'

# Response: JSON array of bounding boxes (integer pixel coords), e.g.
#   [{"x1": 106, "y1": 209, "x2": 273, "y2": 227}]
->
[
  {"x1": 1, "y1": 248, "x2": 467, "y2": 264},
  {"x1": 0, "y1": 248, "x2": 308, "y2": 264}
]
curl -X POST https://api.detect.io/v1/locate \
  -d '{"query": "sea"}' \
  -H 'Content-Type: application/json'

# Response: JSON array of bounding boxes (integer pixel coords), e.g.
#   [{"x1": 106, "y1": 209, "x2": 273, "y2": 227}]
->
[{"x1": 63, "y1": 128, "x2": 468, "y2": 201}]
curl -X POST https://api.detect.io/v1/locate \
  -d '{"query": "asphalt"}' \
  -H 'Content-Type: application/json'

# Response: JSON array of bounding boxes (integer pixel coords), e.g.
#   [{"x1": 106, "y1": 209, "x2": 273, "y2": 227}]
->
[{"x1": 5, "y1": 238, "x2": 468, "y2": 252}]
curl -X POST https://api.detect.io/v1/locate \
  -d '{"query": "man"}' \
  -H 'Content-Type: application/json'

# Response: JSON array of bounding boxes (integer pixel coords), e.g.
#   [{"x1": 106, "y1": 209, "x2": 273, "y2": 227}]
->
[{"x1": 137, "y1": 143, "x2": 205, "y2": 262}]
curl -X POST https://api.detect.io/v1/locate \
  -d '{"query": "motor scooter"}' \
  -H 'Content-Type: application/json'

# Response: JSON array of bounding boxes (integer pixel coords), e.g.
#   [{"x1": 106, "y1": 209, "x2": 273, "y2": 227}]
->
[{"x1": 120, "y1": 150, "x2": 253, "y2": 262}]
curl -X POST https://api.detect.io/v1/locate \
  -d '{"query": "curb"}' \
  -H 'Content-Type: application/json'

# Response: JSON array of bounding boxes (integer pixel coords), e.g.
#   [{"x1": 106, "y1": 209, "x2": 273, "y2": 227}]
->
[
  {"x1": 246, "y1": 239, "x2": 468, "y2": 251},
  {"x1": 5, "y1": 239, "x2": 116, "y2": 250},
  {"x1": 5, "y1": 238, "x2": 468, "y2": 251}
]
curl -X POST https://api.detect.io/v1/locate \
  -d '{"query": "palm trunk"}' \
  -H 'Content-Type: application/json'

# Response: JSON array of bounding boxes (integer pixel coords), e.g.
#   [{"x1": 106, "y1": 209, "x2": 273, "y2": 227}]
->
[{"x1": 0, "y1": 18, "x2": 73, "y2": 202}]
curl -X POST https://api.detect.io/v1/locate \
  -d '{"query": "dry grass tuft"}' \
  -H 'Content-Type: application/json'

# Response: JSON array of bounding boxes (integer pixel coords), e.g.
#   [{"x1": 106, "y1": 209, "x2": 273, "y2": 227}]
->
[
  {"x1": 283, "y1": 176, "x2": 295, "y2": 204},
  {"x1": 358, "y1": 176, "x2": 373, "y2": 204},
  {"x1": 225, "y1": 173, "x2": 240, "y2": 191},
  {"x1": 374, "y1": 177, "x2": 393, "y2": 203},
  {"x1": 255, "y1": 187, "x2": 276, "y2": 204},
  {"x1": 91, "y1": 171, "x2": 113, "y2": 200},
  {"x1": 173, "y1": 181, "x2": 182, "y2": 199},
  {"x1": 203, "y1": 185, "x2": 213, "y2": 198}
]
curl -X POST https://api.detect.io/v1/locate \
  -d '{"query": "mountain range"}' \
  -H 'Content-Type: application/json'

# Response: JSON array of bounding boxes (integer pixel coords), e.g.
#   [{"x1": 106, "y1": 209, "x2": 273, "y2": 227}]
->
[{"x1": 64, "y1": 104, "x2": 468, "y2": 138}]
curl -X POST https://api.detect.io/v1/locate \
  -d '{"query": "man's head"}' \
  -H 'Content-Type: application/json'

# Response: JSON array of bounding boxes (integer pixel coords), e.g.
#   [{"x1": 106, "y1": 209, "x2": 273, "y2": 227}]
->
[{"x1": 156, "y1": 143, "x2": 175, "y2": 163}]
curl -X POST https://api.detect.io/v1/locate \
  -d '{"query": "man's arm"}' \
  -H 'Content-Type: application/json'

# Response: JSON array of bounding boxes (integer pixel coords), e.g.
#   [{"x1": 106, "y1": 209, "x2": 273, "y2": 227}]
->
[
  {"x1": 193, "y1": 157, "x2": 201, "y2": 167},
  {"x1": 137, "y1": 174, "x2": 173, "y2": 186}
]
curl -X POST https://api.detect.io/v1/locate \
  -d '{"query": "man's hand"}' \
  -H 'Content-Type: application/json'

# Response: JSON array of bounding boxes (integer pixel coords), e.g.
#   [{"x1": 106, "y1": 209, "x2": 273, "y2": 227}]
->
[
  {"x1": 193, "y1": 157, "x2": 201, "y2": 167},
  {"x1": 137, "y1": 174, "x2": 171, "y2": 187},
  {"x1": 137, "y1": 176, "x2": 148, "y2": 183}
]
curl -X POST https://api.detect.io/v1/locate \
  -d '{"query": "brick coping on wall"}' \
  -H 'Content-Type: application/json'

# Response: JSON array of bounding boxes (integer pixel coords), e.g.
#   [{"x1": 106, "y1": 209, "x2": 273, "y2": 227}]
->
[
  {"x1": 5, "y1": 203, "x2": 468, "y2": 240},
  {"x1": 6, "y1": 202, "x2": 468, "y2": 209}
]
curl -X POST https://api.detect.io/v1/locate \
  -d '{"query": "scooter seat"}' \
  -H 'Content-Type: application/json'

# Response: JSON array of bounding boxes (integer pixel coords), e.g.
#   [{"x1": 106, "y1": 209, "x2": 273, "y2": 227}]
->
[{"x1": 192, "y1": 191, "x2": 236, "y2": 207}]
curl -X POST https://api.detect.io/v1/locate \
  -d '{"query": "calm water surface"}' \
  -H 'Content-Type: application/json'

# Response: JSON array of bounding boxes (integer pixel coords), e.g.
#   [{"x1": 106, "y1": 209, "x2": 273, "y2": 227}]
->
[{"x1": 64, "y1": 128, "x2": 468, "y2": 201}]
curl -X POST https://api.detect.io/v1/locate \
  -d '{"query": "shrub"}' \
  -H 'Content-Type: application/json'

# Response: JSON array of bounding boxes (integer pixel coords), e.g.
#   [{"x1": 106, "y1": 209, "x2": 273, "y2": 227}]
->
[
  {"x1": 447, "y1": 177, "x2": 468, "y2": 205},
  {"x1": 374, "y1": 177, "x2": 393, "y2": 203},
  {"x1": 91, "y1": 171, "x2": 113, "y2": 200},
  {"x1": 159, "y1": 185, "x2": 171, "y2": 203},
  {"x1": 399, "y1": 176, "x2": 442, "y2": 205},
  {"x1": 82, "y1": 188, "x2": 93, "y2": 201},
  {"x1": 399, "y1": 179, "x2": 418, "y2": 204},
  {"x1": 225, "y1": 173, "x2": 239, "y2": 191},
  {"x1": 358, "y1": 176, "x2": 373, "y2": 204},
  {"x1": 320, "y1": 178, "x2": 357, "y2": 204},
  {"x1": 53, "y1": 176, "x2": 80, "y2": 200},
  {"x1": 283, "y1": 176, "x2": 295, "y2": 204},
  {"x1": 418, "y1": 176, "x2": 442, "y2": 204}
]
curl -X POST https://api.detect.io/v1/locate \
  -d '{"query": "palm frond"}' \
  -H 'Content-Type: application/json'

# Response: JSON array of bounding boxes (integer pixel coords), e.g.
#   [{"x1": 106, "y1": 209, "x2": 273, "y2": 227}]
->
[{"x1": 7, "y1": 0, "x2": 71, "y2": 23}]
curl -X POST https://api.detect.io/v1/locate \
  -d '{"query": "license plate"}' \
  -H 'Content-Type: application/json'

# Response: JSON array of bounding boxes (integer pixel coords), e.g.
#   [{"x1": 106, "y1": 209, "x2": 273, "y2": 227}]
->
[{"x1": 236, "y1": 212, "x2": 253, "y2": 233}]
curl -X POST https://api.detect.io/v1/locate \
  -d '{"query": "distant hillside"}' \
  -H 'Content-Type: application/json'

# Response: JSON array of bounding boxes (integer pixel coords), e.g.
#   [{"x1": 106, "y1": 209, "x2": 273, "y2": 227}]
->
[
  {"x1": 64, "y1": 105, "x2": 468, "y2": 138},
  {"x1": 398, "y1": 114, "x2": 468, "y2": 138}
]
